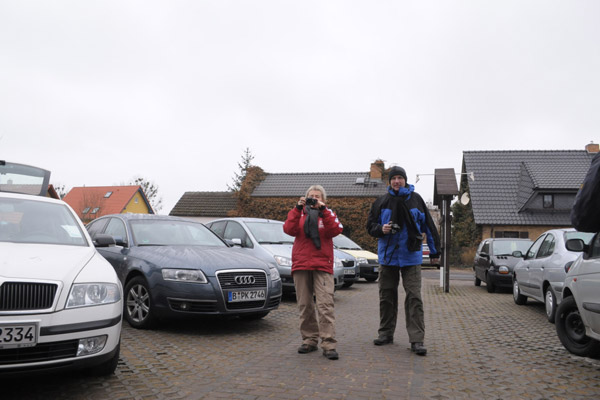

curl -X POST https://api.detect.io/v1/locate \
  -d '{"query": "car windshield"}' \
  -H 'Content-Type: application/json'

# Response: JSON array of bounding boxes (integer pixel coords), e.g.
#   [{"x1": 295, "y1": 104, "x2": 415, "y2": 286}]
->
[
  {"x1": 492, "y1": 240, "x2": 531, "y2": 256},
  {"x1": 0, "y1": 161, "x2": 50, "y2": 196},
  {"x1": 333, "y1": 234, "x2": 362, "y2": 250},
  {"x1": 565, "y1": 231, "x2": 595, "y2": 244},
  {"x1": 0, "y1": 197, "x2": 87, "y2": 246},
  {"x1": 245, "y1": 222, "x2": 294, "y2": 244},
  {"x1": 131, "y1": 219, "x2": 226, "y2": 247}
]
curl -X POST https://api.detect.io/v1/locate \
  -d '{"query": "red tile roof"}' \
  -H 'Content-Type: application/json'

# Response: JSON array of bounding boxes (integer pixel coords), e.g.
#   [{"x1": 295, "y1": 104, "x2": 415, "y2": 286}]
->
[{"x1": 63, "y1": 185, "x2": 151, "y2": 220}]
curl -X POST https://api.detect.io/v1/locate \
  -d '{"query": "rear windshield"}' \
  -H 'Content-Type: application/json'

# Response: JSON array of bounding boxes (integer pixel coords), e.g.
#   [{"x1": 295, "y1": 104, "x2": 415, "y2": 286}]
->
[
  {"x1": 565, "y1": 231, "x2": 595, "y2": 244},
  {"x1": 0, "y1": 161, "x2": 50, "y2": 196},
  {"x1": 492, "y1": 240, "x2": 531, "y2": 256},
  {"x1": 0, "y1": 197, "x2": 87, "y2": 246}
]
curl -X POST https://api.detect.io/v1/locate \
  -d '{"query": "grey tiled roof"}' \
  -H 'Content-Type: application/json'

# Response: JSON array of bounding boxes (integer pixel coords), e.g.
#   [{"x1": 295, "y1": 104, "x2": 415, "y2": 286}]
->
[
  {"x1": 169, "y1": 191, "x2": 237, "y2": 217},
  {"x1": 251, "y1": 172, "x2": 388, "y2": 197},
  {"x1": 462, "y1": 150, "x2": 595, "y2": 226}
]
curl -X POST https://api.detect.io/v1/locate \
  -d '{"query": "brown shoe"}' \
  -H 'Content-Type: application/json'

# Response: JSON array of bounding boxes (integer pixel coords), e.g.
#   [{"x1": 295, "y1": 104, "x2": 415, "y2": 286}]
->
[{"x1": 297, "y1": 344, "x2": 318, "y2": 354}]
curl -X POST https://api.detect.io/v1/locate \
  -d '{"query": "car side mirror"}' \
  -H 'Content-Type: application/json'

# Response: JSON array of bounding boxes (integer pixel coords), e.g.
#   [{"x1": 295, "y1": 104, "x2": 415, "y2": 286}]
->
[
  {"x1": 93, "y1": 233, "x2": 116, "y2": 247},
  {"x1": 231, "y1": 238, "x2": 243, "y2": 247},
  {"x1": 566, "y1": 238, "x2": 587, "y2": 252},
  {"x1": 113, "y1": 236, "x2": 128, "y2": 247},
  {"x1": 512, "y1": 251, "x2": 523, "y2": 258}
]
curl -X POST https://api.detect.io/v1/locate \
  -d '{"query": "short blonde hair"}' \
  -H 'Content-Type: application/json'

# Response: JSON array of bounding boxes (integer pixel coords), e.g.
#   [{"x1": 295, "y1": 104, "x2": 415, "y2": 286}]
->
[{"x1": 305, "y1": 185, "x2": 327, "y2": 202}]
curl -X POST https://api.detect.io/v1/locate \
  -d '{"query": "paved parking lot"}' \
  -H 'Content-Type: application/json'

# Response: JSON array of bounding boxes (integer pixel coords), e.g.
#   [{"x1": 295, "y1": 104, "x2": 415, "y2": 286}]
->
[{"x1": 3, "y1": 269, "x2": 600, "y2": 399}]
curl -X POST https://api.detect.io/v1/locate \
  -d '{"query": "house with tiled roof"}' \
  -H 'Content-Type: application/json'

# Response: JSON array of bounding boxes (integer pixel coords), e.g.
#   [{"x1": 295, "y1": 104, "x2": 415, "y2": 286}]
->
[
  {"x1": 460, "y1": 143, "x2": 599, "y2": 240},
  {"x1": 170, "y1": 162, "x2": 390, "y2": 222},
  {"x1": 169, "y1": 161, "x2": 441, "y2": 251},
  {"x1": 63, "y1": 185, "x2": 154, "y2": 223},
  {"x1": 170, "y1": 191, "x2": 238, "y2": 223}
]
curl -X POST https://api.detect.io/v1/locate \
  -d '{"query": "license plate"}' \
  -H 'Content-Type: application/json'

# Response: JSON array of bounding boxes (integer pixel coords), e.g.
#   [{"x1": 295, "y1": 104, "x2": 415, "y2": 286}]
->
[
  {"x1": 344, "y1": 269, "x2": 355, "y2": 275},
  {"x1": 228, "y1": 290, "x2": 266, "y2": 303},
  {"x1": 0, "y1": 323, "x2": 37, "y2": 349},
  {"x1": 373, "y1": 267, "x2": 378, "y2": 272}
]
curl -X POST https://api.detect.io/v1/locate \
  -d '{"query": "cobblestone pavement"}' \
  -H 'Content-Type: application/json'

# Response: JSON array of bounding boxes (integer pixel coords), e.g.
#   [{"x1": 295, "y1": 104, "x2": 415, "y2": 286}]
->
[{"x1": 3, "y1": 269, "x2": 600, "y2": 399}]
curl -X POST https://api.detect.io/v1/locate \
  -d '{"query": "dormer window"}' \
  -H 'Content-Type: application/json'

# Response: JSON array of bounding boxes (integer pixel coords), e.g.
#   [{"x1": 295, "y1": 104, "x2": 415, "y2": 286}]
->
[
  {"x1": 543, "y1": 194, "x2": 554, "y2": 209},
  {"x1": 82, "y1": 207, "x2": 90, "y2": 214},
  {"x1": 104, "y1": 191, "x2": 113, "y2": 198}
]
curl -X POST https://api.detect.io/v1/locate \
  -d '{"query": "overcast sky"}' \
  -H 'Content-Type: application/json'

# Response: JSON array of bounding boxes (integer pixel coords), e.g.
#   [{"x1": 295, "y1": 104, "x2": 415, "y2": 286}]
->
[{"x1": 1, "y1": 1, "x2": 599, "y2": 213}]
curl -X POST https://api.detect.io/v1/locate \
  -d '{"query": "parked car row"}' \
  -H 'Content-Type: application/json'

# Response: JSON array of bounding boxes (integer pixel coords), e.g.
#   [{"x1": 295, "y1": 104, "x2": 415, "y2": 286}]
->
[
  {"x1": 0, "y1": 162, "x2": 389, "y2": 377},
  {"x1": 474, "y1": 228, "x2": 600, "y2": 359}
]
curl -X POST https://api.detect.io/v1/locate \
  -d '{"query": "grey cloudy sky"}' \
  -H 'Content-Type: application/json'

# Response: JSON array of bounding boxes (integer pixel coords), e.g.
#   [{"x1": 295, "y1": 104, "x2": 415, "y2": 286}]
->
[{"x1": 1, "y1": 1, "x2": 599, "y2": 213}]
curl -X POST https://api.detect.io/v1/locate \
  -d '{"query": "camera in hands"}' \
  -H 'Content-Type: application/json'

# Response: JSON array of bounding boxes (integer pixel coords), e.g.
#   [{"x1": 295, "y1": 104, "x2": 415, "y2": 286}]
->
[
  {"x1": 389, "y1": 223, "x2": 401, "y2": 234},
  {"x1": 306, "y1": 197, "x2": 318, "y2": 206}
]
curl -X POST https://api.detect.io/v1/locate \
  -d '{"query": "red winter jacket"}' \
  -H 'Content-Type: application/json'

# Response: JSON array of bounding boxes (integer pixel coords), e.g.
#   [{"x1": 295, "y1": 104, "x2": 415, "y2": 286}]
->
[{"x1": 283, "y1": 206, "x2": 343, "y2": 274}]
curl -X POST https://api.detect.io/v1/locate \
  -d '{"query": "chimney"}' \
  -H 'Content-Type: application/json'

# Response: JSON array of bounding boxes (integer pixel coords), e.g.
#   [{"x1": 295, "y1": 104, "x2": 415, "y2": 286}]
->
[
  {"x1": 586, "y1": 142, "x2": 599, "y2": 154},
  {"x1": 370, "y1": 160, "x2": 385, "y2": 180}
]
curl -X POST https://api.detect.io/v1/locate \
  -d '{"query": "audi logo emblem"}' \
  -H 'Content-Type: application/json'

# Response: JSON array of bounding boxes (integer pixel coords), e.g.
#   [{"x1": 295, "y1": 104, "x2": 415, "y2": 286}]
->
[{"x1": 234, "y1": 275, "x2": 256, "y2": 285}]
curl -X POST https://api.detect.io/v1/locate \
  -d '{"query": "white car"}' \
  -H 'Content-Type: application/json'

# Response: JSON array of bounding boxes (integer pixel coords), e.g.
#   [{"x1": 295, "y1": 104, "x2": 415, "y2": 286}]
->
[
  {"x1": 206, "y1": 217, "x2": 346, "y2": 292},
  {"x1": 0, "y1": 161, "x2": 122, "y2": 376},
  {"x1": 555, "y1": 233, "x2": 600, "y2": 358}
]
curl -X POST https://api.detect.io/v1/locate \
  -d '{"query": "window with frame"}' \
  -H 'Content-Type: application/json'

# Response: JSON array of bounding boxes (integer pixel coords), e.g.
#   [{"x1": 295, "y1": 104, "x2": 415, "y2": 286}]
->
[
  {"x1": 537, "y1": 234, "x2": 555, "y2": 258},
  {"x1": 82, "y1": 207, "x2": 90, "y2": 214},
  {"x1": 526, "y1": 234, "x2": 546, "y2": 259},
  {"x1": 91, "y1": 207, "x2": 100, "y2": 214},
  {"x1": 104, "y1": 191, "x2": 113, "y2": 198},
  {"x1": 543, "y1": 194, "x2": 554, "y2": 209}
]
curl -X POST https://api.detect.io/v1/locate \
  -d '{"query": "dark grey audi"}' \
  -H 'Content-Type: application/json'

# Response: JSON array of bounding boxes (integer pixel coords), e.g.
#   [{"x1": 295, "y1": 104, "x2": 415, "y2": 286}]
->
[{"x1": 86, "y1": 214, "x2": 282, "y2": 329}]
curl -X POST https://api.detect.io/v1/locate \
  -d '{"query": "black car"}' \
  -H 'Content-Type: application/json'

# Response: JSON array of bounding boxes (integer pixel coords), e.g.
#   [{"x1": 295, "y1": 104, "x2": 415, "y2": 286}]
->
[
  {"x1": 473, "y1": 238, "x2": 532, "y2": 293},
  {"x1": 86, "y1": 214, "x2": 282, "y2": 329}
]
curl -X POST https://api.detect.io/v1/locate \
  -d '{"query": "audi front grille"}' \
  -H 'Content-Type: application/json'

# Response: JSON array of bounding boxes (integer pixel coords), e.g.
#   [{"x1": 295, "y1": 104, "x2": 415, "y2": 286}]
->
[
  {"x1": 216, "y1": 270, "x2": 268, "y2": 311},
  {"x1": 0, "y1": 282, "x2": 58, "y2": 311},
  {"x1": 216, "y1": 270, "x2": 267, "y2": 289}
]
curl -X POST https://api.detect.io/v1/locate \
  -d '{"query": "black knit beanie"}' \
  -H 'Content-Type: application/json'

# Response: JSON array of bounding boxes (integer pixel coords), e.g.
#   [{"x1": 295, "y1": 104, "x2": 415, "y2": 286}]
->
[{"x1": 388, "y1": 166, "x2": 407, "y2": 183}]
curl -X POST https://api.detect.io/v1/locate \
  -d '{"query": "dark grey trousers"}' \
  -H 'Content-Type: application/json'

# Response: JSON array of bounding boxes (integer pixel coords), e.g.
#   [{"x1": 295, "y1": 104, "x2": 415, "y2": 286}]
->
[{"x1": 377, "y1": 264, "x2": 425, "y2": 343}]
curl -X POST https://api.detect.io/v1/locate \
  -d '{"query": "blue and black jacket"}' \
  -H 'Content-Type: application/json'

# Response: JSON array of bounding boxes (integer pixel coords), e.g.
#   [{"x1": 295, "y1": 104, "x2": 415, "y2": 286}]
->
[{"x1": 366, "y1": 184, "x2": 440, "y2": 267}]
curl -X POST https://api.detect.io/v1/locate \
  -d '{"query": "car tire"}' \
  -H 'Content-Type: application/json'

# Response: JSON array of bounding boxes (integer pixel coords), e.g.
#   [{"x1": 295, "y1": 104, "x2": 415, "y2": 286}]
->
[
  {"x1": 555, "y1": 296, "x2": 600, "y2": 358},
  {"x1": 124, "y1": 276, "x2": 156, "y2": 329},
  {"x1": 545, "y1": 286, "x2": 557, "y2": 323},
  {"x1": 240, "y1": 311, "x2": 269, "y2": 320},
  {"x1": 485, "y1": 273, "x2": 496, "y2": 293},
  {"x1": 513, "y1": 278, "x2": 527, "y2": 305},
  {"x1": 474, "y1": 275, "x2": 481, "y2": 287},
  {"x1": 88, "y1": 342, "x2": 120, "y2": 376}
]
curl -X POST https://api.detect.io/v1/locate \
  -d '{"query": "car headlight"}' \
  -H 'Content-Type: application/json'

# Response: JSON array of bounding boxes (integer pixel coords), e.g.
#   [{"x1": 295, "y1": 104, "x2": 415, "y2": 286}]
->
[
  {"x1": 498, "y1": 266, "x2": 509, "y2": 274},
  {"x1": 269, "y1": 265, "x2": 281, "y2": 281},
  {"x1": 334, "y1": 257, "x2": 343, "y2": 269},
  {"x1": 162, "y1": 269, "x2": 208, "y2": 283},
  {"x1": 274, "y1": 255, "x2": 292, "y2": 267},
  {"x1": 356, "y1": 257, "x2": 368, "y2": 265},
  {"x1": 67, "y1": 283, "x2": 121, "y2": 308}
]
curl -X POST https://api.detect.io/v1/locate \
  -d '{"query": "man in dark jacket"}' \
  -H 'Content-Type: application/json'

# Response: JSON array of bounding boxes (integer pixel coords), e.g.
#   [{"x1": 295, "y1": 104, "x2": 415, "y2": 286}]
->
[{"x1": 366, "y1": 166, "x2": 440, "y2": 356}]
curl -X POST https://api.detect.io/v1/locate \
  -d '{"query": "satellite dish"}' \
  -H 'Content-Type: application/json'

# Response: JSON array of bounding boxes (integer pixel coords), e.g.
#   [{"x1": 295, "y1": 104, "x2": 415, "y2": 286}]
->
[{"x1": 460, "y1": 192, "x2": 470, "y2": 205}]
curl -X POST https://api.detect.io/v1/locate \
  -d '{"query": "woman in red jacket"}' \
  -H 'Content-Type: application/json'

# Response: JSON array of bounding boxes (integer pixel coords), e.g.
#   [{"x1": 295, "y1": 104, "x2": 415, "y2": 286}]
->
[{"x1": 283, "y1": 185, "x2": 343, "y2": 360}]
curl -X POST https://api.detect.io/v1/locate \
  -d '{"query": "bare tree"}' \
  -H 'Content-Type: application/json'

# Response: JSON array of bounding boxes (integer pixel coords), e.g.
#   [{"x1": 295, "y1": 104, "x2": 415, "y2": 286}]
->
[
  {"x1": 129, "y1": 176, "x2": 163, "y2": 212},
  {"x1": 228, "y1": 147, "x2": 255, "y2": 192},
  {"x1": 79, "y1": 190, "x2": 105, "y2": 224}
]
